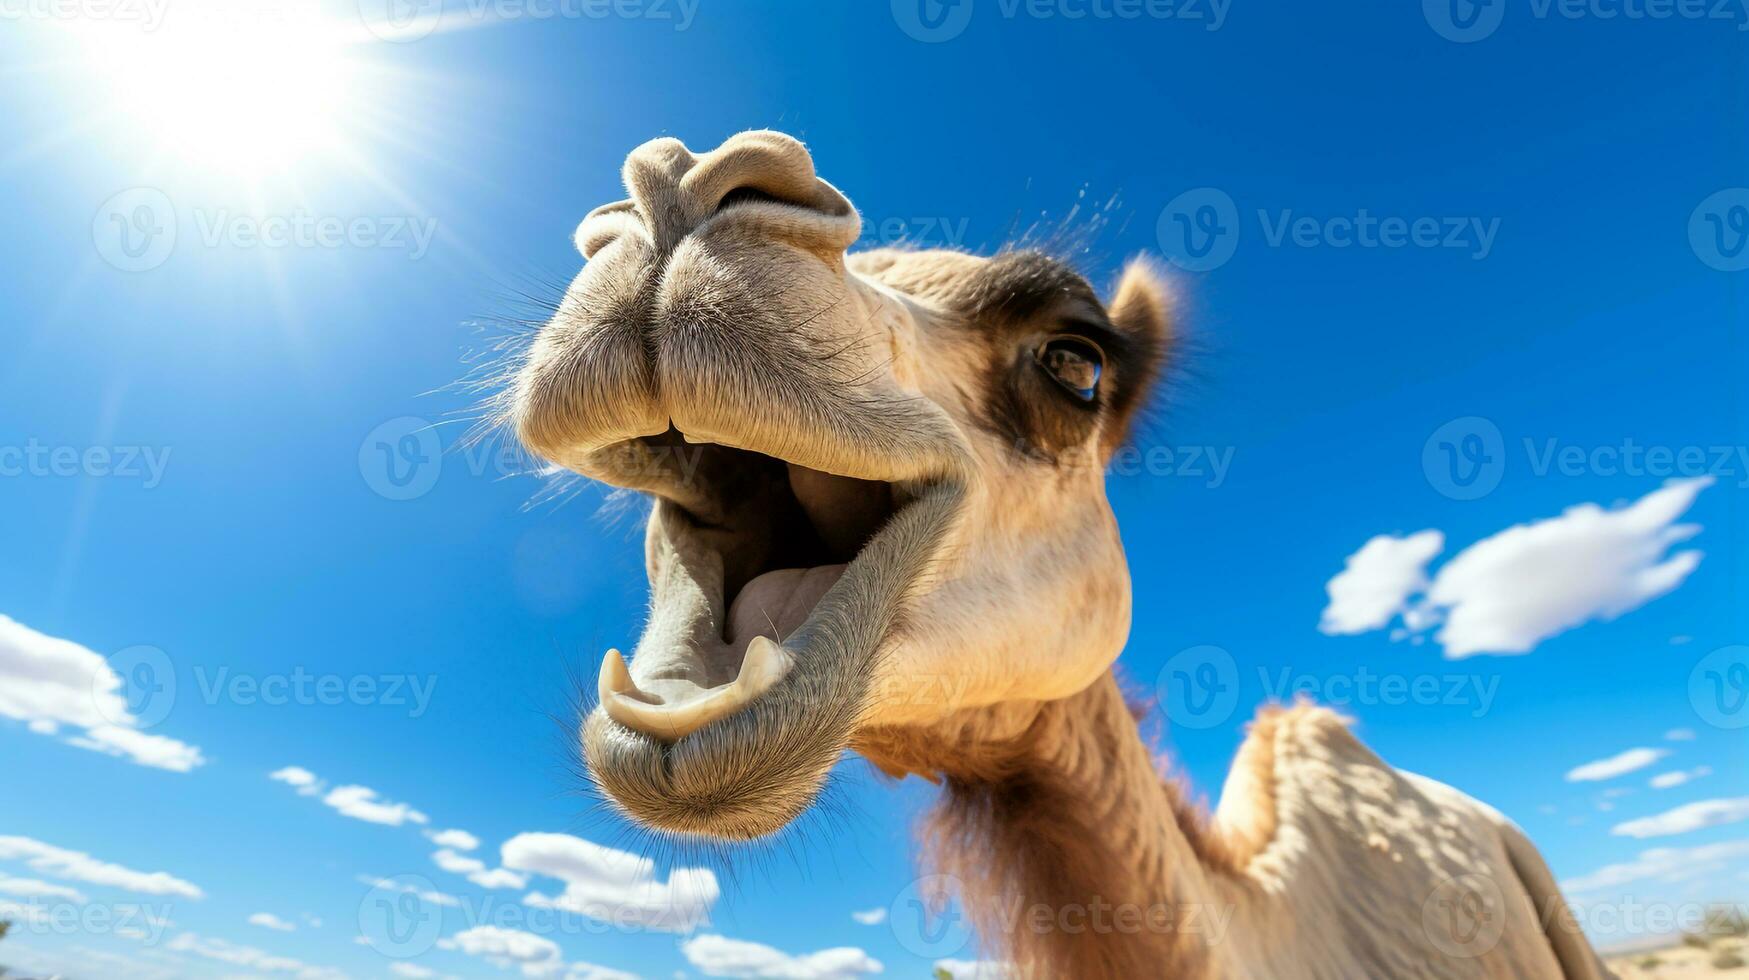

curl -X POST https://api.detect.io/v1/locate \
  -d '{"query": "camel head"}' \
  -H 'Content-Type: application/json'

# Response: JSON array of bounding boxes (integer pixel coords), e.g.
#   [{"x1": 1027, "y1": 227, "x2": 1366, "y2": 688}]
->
[{"x1": 511, "y1": 131, "x2": 1173, "y2": 841}]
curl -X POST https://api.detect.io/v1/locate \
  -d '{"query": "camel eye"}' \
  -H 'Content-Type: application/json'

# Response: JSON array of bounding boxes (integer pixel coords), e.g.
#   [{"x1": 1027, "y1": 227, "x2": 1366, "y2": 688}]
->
[{"x1": 1035, "y1": 335, "x2": 1104, "y2": 401}]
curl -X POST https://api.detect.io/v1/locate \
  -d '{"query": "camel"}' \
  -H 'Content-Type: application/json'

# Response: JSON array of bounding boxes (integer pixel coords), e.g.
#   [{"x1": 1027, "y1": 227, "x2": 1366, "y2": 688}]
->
[{"x1": 504, "y1": 131, "x2": 1613, "y2": 979}]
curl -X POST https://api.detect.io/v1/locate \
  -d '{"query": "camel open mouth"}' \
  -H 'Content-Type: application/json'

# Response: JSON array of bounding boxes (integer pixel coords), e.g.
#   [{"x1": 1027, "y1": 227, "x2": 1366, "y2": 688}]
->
[
  {"x1": 580, "y1": 427, "x2": 962, "y2": 839},
  {"x1": 595, "y1": 431, "x2": 911, "y2": 741}
]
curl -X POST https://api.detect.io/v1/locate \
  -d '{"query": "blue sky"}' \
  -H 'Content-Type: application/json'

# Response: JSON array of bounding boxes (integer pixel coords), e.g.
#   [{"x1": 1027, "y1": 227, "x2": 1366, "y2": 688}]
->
[{"x1": 1, "y1": 1, "x2": 1745, "y2": 977}]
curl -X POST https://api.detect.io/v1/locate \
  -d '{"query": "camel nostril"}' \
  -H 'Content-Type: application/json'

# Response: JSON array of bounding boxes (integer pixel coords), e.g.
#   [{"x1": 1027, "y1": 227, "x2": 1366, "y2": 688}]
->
[{"x1": 715, "y1": 184, "x2": 815, "y2": 215}]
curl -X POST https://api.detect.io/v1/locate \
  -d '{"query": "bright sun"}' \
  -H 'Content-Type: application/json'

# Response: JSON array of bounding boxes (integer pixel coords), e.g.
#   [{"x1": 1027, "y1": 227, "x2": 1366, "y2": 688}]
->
[{"x1": 68, "y1": 1, "x2": 368, "y2": 178}]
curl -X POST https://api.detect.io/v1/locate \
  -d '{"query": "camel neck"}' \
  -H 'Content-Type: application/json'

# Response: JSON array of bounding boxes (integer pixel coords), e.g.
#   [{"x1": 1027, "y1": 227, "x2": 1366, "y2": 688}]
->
[{"x1": 915, "y1": 673, "x2": 1232, "y2": 979}]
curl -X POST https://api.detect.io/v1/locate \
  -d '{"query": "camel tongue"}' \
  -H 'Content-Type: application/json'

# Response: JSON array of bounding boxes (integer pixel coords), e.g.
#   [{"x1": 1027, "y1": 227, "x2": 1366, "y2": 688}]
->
[{"x1": 725, "y1": 565, "x2": 847, "y2": 644}]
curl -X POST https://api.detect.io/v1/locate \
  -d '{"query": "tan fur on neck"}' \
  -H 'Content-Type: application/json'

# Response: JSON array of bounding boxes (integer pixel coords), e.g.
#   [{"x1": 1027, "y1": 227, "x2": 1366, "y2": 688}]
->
[{"x1": 856, "y1": 673, "x2": 1281, "y2": 979}]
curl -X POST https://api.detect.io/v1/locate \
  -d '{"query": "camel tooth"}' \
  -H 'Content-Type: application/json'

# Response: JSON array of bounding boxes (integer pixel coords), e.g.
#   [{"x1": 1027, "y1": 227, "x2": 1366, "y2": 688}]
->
[
  {"x1": 598, "y1": 648, "x2": 635, "y2": 700},
  {"x1": 736, "y1": 635, "x2": 793, "y2": 690},
  {"x1": 600, "y1": 638, "x2": 793, "y2": 741}
]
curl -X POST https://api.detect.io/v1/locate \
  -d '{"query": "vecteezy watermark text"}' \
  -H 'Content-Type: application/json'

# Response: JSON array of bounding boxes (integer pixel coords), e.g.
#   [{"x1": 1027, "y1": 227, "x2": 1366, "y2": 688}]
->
[
  {"x1": 891, "y1": 0, "x2": 1228, "y2": 43},
  {"x1": 93, "y1": 188, "x2": 442, "y2": 272},
  {"x1": 0, "y1": 440, "x2": 171, "y2": 488},
  {"x1": 192, "y1": 209, "x2": 438, "y2": 259},
  {"x1": 1157, "y1": 645, "x2": 1503, "y2": 729},
  {"x1": 1423, "y1": 416, "x2": 1749, "y2": 500},
  {"x1": 1157, "y1": 188, "x2": 1501, "y2": 272},
  {"x1": 0, "y1": 0, "x2": 170, "y2": 28},
  {"x1": 1424, "y1": 0, "x2": 1749, "y2": 42}
]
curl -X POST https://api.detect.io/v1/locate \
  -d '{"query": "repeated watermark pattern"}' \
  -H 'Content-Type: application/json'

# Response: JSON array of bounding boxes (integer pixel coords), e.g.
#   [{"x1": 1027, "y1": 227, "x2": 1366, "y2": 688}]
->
[
  {"x1": 357, "y1": 0, "x2": 699, "y2": 43},
  {"x1": 1157, "y1": 645, "x2": 1503, "y2": 728},
  {"x1": 1424, "y1": 0, "x2": 1749, "y2": 42},
  {"x1": 0, "y1": 440, "x2": 172, "y2": 488},
  {"x1": 1689, "y1": 645, "x2": 1749, "y2": 729},
  {"x1": 892, "y1": 0, "x2": 1227, "y2": 43},
  {"x1": 3, "y1": 898, "x2": 178, "y2": 945},
  {"x1": 93, "y1": 188, "x2": 440, "y2": 272},
  {"x1": 1422, "y1": 416, "x2": 1749, "y2": 500},
  {"x1": 357, "y1": 875, "x2": 449, "y2": 957},
  {"x1": 1157, "y1": 188, "x2": 1501, "y2": 272},
  {"x1": 93, "y1": 645, "x2": 438, "y2": 725},
  {"x1": 1690, "y1": 188, "x2": 1749, "y2": 271},
  {"x1": 854, "y1": 215, "x2": 973, "y2": 251},
  {"x1": 885, "y1": 873, "x2": 1235, "y2": 959},
  {"x1": 1054, "y1": 441, "x2": 1236, "y2": 488},
  {"x1": 0, "y1": 0, "x2": 170, "y2": 28},
  {"x1": 359, "y1": 416, "x2": 560, "y2": 500}
]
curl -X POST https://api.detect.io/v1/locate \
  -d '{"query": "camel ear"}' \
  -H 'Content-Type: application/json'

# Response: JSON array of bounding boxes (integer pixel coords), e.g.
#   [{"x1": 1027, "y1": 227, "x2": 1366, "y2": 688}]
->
[{"x1": 1102, "y1": 258, "x2": 1175, "y2": 451}]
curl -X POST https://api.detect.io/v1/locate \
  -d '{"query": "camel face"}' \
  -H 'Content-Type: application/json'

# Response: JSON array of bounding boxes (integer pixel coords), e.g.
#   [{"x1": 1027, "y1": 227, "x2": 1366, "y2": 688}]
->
[{"x1": 512, "y1": 132, "x2": 1171, "y2": 840}]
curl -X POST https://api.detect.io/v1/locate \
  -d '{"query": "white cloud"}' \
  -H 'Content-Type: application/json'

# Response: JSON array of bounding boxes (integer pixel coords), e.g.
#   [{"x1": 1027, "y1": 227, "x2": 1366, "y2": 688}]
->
[
  {"x1": 389, "y1": 965, "x2": 436, "y2": 979},
  {"x1": 680, "y1": 934, "x2": 882, "y2": 980},
  {"x1": 270, "y1": 766, "x2": 324, "y2": 796},
  {"x1": 166, "y1": 931, "x2": 346, "y2": 979},
  {"x1": 1318, "y1": 530, "x2": 1444, "y2": 635},
  {"x1": 431, "y1": 847, "x2": 528, "y2": 890},
  {"x1": 0, "y1": 875, "x2": 87, "y2": 902},
  {"x1": 0, "y1": 836, "x2": 202, "y2": 898},
  {"x1": 1664, "y1": 728, "x2": 1697, "y2": 741},
  {"x1": 1613, "y1": 798, "x2": 1749, "y2": 839},
  {"x1": 503, "y1": 832, "x2": 717, "y2": 934},
  {"x1": 433, "y1": 848, "x2": 485, "y2": 875},
  {"x1": 354, "y1": 874, "x2": 459, "y2": 908},
  {"x1": 1566, "y1": 747, "x2": 1670, "y2": 782},
  {"x1": 468, "y1": 867, "x2": 529, "y2": 890},
  {"x1": 1650, "y1": 766, "x2": 1712, "y2": 789},
  {"x1": 444, "y1": 931, "x2": 559, "y2": 973},
  {"x1": 320, "y1": 784, "x2": 428, "y2": 826},
  {"x1": 849, "y1": 907, "x2": 886, "y2": 925},
  {"x1": 0, "y1": 615, "x2": 205, "y2": 771},
  {"x1": 1321, "y1": 479, "x2": 1712, "y2": 658},
  {"x1": 425, "y1": 828, "x2": 480, "y2": 851},
  {"x1": 64, "y1": 724, "x2": 206, "y2": 773},
  {"x1": 270, "y1": 767, "x2": 430, "y2": 828},
  {"x1": 1562, "y1": 840, "x2": 1749, "y2": 893},
  {"x1": 249, "y1": 912, "x2": 296, "y2": 932},
  {"x1": 933, "y1": 960, "x2": 1015, "y2": 980}
]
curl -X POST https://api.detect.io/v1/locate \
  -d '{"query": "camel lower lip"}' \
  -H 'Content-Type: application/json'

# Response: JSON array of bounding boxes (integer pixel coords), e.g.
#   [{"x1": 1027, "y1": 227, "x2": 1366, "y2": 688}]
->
[{"x1": 582, "y1": 482, "x2": 962, "y2": 840}]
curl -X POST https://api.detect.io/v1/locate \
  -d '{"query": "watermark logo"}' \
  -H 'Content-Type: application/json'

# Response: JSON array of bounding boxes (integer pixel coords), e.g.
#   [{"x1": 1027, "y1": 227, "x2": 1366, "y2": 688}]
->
[
  {"x1": 1424, "y1": 0, "x2": 1506, "y2": 41},
  {"x1": 357, "y1": 0, "x2": 445, "y2": 41},
  {"x1": 889, "y1": 874, "x2": 974, "y2": 958},
  {"x1": 892, "y1": 0, "x2": 975, "y2": 40},
  {"x1": 0, "y1": 440, "x2": 173, "y2": 487},
  {"x1": 1690, "y1": 188, "x2": 1749, "y2": 272},
  {"x1": 92, "y1": 644, "x2": 176, "y2": 728},
  {"x1": 1424, "y1": 421, "x2": 1749, "y2": 499},
  {"x1": 1160, "y1": 192, "x2": 1498, "y2": 271},
  {"x1": 360, "y1": 416, "x2": 444, "y2": 500},
  {"x1": 1157, "y1": 188, "x2": 1239, "y2": 272},
  {"x1": 358, "y1": 874, "x2": 446, "y2": 957},
  {"x1": 191, "y1": 209, "x2": 439, "y2": 259},
  {"x1": 94, "y1": 188, "x2": 177, "y2": 272},
  {"x1": 1689, "y1": 645, "x2": 1749, "y2": 729},
  {"x1": 1157, "y1": 645, "x2": 1239, "y2": 729},
  {"x1": 0, "y1": 0, "x2": 170, "y2": 29},
  {"x1": 1259, "y1": 666, "x2": 1501, "y2": 718},
  {"x1": 856, "y1": 214, "x2": 972, "y2": 250},
  {"x1": 361, "y1": 0, "x2": 698, "y2": 40},
  {"x1": 1427, "y1": 0, "x2": 1749, "y2": 41},
  {"x1": 1422, "y1": 873, "x2": 1506, "y2": 958},
  {"x1": 1423, "y1": 416, "x2": 1506, "y2": 500}
]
